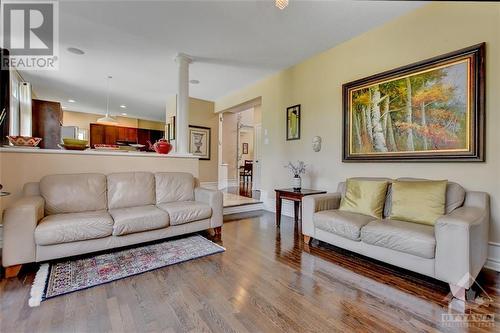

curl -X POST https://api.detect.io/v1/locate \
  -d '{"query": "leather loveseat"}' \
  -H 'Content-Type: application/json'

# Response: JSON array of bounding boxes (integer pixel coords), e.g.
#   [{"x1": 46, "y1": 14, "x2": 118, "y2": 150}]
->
[
  {"x1": 302, "y1": 177, "x2": 490, "y2": 300},
  {"x1": 2, "y1": 172, "x2": 223, "y2": 276}
]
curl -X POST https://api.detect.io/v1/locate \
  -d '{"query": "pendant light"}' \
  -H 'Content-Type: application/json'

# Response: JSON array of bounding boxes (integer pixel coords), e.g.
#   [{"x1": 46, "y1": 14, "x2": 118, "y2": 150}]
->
[
  {"x1": 97, "y1": 75, "x2": 117, "y2": 124},
  {"x1": 275, "y1": 0, "x2": 288, "y2": 10}
]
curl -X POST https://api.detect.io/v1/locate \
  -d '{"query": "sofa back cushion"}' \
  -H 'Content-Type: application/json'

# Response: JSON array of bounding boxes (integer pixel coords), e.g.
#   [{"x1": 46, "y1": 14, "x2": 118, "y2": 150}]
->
[
  {"x1": 339, "y1": 179, "x2": 389, "y2": 219},
  {"x1": 40, "y1": 173, "x2": 107, "y2": 215},
  {"x1": 155, "y1": 172, "x2": 194, "y2": 204},
  {"x1": 338, "y1": 177, "x2": 466, "y2": 217},
  {"x1": 396, "y1": 178, "x2": 465, "y2": 214},
  {"x1": 390, "y1": 180, "x2": 447, "y2": 226},
  {"x1": 107, "y1": 172, "x2": 155, "y2": 209},
  {"x1": 337, "y1": 177, "x2": 392, "y2": 217}
]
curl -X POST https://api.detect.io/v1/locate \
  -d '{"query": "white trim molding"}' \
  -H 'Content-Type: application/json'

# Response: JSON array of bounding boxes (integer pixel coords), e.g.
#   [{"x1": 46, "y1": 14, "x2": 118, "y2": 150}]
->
[
  {"x1": 227, "y1": 179, "x2": 238, "y2": 188},
  {"x1": 200, "y1": 182, "x2": 218, "y2": 190},
  {"x1": 486, "y1": 242, "x2": 500, "y2": 272},
  {"x1": 224, "y1": 203, "x2": 264, "y2": 215},
  {"x1": 261, "y1": 190, "x2": 294, "y2": 217}
]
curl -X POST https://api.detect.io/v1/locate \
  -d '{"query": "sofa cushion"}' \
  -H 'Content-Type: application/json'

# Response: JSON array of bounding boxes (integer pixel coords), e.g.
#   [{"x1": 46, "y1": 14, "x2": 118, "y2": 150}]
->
[
  {"x1": 35, "y1": 210, "x2": 113, "y2": 245},
  {"x1": 109, "y1": 205, "x2": 169, "y2": 236},
  {"x1": 107, "y1": 172, "x2": 155, "y2": 209},
  {"x1": 40, "y1": 173, "x2": 107, "y2": 215},
  {"x1": 391, "y1": 180, "x2": 447, "y2": 226},
  {"x1": 339, "y1": 179, "x2": 389, "y2": 219},
  {"x1": 155, "y1": 172, "x2": 194, "y2": 204},
  {"x1": 338, "y1": 177, "x2": 393, "y2": 218},
  {"x1": 361, "y1": 219, "x2": 436, "y2": 259},
  {"x1": 157, "y1": 201, "x2": 211, "y2": 226},
  {"x1": 397, "y1": 178, "x2": 465, "y2": 214},
  {"x1": 313, "y1": 210, "x2": 376, "y2": 241}
]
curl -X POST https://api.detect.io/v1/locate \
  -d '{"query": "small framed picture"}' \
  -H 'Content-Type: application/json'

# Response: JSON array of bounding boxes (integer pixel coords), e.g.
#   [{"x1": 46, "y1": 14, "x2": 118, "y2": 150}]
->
[
  {"x1": 168, "y1": 116, "x2": 176, "y2": 140},
  {"x1": 189, "y1": 125, "x2": 211, "y2": 160},
  {"x1": 242, "y1": 143, "x2": 248, "y2": 154},
  {"x1": 165, "y1": 123, "x2": 171, "y2": 140},
  {"x1": 286, "y1": 104, "x2": 301, "y2": 140}
]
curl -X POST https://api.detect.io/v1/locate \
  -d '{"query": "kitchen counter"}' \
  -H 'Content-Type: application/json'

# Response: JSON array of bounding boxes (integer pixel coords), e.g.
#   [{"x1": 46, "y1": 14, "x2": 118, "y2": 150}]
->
[
  {"x1": 0, "y1": 148, "x2": 200, "y2": 212},
  {"x1": 0, "y1": 147, "x2": 198, "y2": 158}
]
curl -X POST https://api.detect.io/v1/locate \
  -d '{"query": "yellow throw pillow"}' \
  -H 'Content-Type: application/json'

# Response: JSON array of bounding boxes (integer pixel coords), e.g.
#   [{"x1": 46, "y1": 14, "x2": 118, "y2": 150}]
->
[
  {"x1": 339, "y1": 179, "x2": 389, "y2": 219},
  {"x1": 390, "y1": 180, "x2": 447, "y2": 225}
]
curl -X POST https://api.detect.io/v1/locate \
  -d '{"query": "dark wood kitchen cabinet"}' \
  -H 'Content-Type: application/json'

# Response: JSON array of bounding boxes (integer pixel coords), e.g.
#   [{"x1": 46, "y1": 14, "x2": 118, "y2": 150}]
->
[
  {"x1": 117, "y1": 126, "x2": 137, "y2": 142},
  {"x1": 32, "y1": 99, "x2": 63, "y2": 149},
  {"x1": 90, "y1": 123, "x2": 104, "y2": 147},
  {"x1": 90, "y1": 123, "x2": 163, "y2": 148}
]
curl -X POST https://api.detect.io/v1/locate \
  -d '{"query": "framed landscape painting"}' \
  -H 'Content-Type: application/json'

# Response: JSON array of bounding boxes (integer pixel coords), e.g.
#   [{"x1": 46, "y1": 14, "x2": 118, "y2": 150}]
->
[
  {"x1": 343, "y1": 43, "x2": 485, "y2": 162},
  {"x1": 189, "y1": 125, "x2": 210, "y2": 160}
]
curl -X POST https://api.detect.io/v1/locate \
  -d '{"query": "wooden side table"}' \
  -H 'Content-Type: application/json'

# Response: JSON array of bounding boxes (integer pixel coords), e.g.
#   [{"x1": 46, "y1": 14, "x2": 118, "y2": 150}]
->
[{"x1": 275, "y1": 188, "x2": 327, "y2": 227}]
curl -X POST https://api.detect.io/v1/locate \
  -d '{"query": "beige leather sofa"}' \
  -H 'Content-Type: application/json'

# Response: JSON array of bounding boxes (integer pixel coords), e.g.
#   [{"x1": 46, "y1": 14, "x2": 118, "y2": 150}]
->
[
  {"x1": 302, "y1": 177, "x2": 490, "y2": 299},
  {"x1": 2, "y1": 172, "x2": 223, "y2": 276}
]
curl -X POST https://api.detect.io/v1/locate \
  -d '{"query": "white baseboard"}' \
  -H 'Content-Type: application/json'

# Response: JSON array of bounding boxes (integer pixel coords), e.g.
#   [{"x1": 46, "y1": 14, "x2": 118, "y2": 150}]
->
[
  {"x1": 227, "y1": 179, "x2": 238, "y2": 188},
  {"x1": 223, "y1": 203, "x2": 264, "y2": 215},
  {"x1": 203, "y1": 179, "x2": 239, "y2": 190},
  {"x1": 261, "y1": 190, "x2": 294, "y2": 217},
  {"x1": 485, "y1": 242, "x2": 500, "y2": 272},
  {"x1": 200, "y1": 182, "x2": 218, "y2": 190}
]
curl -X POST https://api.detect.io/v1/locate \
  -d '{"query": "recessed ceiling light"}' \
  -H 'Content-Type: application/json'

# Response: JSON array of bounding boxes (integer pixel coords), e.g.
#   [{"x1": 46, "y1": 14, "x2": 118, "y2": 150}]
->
[
  {"x1": 189, "y1": 79, "x2": 200, "y2": 84},
  {"x1": 68, "y1": 99, "x2": 75, "y2": 103},
  {"x1": 120, "y1": 105, "x2": 127, "y2": 109},
  {"x1": 61, "y1": 106, "x2": 67, "y2": 109},
  {"x1": 67, "y1": 47, "x2": 85, "y2": 55},
  {"x1": 121, "y1": 113, "x2": 127, "y2": 116}
]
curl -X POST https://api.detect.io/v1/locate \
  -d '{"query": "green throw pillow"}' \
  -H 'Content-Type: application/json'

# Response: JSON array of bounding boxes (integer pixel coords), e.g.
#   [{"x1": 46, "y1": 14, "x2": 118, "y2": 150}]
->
[
  {"x1": 390, "y1": 180, "x2": 447, "y2": 225},
  {"x1": 339, "y1": 179, "x2": 389, "y2": 219}
]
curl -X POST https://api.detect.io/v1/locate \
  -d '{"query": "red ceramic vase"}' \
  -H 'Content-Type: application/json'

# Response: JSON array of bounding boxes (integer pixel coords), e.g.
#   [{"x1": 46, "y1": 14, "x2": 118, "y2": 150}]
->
[{"x1": 153, "y1": 138, "x2": 172, "y2": 154}]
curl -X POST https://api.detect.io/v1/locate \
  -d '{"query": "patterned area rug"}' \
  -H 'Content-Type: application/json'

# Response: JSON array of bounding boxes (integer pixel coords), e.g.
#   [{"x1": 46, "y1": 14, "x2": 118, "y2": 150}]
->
[{"x1": 29, "y1": 235, "x2": 225, "y2": 307}]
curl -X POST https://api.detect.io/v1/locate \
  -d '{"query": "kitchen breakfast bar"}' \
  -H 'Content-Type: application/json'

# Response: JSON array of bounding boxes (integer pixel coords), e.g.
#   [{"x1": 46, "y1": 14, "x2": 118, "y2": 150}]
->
[{"x1": 0, "y1": 148, "x2": 200, "y2": 214}]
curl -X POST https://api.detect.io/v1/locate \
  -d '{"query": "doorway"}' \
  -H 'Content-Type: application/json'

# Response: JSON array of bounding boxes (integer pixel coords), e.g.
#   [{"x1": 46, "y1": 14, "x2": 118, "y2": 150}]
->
[{"x1": 218, "y1": 103, "x2": 261, "y2": 199}]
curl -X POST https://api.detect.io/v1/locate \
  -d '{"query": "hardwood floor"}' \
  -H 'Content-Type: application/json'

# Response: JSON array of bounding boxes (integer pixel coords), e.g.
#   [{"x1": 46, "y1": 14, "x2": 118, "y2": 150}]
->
[
  {"x1": 226, "y1": 183, "x2": 261, "y2": 200},
  {"x1": 1, "y1": 211, "x2": 499, "y2": 332}
]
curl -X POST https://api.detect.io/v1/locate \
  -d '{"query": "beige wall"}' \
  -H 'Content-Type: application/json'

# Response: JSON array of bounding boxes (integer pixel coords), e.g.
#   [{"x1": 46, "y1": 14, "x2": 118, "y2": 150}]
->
[
  {"x1": 215, "y1": 3, "x2": 500, "y2": 246},
  {"x1": 187, "y1": 98, "x2": 218, "y2": 183},
  {"x1": 165, "y1": 97, "x2": 219, "y2": 183},
  {"x1": 63, "y1": 111, "x2": 164, "y2": 132}
]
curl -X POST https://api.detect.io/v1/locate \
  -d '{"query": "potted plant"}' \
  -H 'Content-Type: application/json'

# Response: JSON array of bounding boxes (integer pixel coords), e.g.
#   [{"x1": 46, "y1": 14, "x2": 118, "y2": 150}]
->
[{"x1": 285, "y1": 161, "x2": 306, "y2": 191}]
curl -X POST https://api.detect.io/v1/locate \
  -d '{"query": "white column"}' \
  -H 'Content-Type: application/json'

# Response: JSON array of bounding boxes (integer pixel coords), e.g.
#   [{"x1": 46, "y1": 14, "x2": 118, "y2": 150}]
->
[{"x1": 175, "y1": 53, "x2": 192, "y2": 154}]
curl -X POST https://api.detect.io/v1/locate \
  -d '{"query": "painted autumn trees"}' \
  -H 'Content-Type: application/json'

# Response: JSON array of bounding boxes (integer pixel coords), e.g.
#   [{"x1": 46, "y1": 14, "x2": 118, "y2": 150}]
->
[{"x1": 350, "y1": 62, "x2": 468, "y2": 154}]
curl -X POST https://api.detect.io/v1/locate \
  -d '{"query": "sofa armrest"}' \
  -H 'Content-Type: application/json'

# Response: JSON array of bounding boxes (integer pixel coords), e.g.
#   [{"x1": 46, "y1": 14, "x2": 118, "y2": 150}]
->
[
  {"x1": 302, "y1": 193, "x2": 341, "y2": 237},
  {"x1": 2, "y1": 196, "x2": 45, "y2": 267},
  {"x1": 194, "y1": 187, "x2": 223, "y2": 228},
  {"x1": 434, "y1": 191, "x2": 489, "y2": 288}
]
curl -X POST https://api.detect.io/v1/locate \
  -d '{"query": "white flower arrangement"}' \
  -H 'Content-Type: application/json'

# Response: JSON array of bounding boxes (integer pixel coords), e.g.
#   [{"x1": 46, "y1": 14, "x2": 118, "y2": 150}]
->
[{"x1": 285, "y1": 161, "x2": 306, "y2": 177}]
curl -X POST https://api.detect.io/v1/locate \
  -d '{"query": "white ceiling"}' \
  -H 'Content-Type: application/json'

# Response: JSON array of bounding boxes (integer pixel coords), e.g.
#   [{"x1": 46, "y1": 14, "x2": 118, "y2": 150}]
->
[{"x1": 20, "y1": 1, "x2": 423, "y2": 121}]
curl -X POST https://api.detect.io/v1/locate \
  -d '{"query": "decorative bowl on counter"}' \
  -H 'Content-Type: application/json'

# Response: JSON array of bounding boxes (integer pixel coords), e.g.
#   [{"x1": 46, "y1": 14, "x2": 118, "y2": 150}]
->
[
  {"x1": 93, "y1": 144, "x2": 120, "y2": 150},
  {"x1": 7, "y1": 136, "x2": 42, "y2": 147},
  {"x1": 63, "y1": 138, "x2": 88, "y2": 146},
  {"x1": 59, "y1": 144, "x2": 89, "y2": 151}
]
